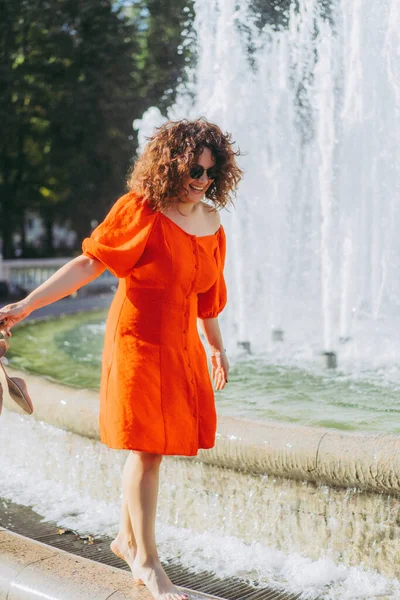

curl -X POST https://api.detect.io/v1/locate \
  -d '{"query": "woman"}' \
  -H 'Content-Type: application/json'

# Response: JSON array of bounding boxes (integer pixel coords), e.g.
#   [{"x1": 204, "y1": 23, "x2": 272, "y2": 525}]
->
[{"x1": 0, "y1": 118, "x2": 242, "y2": 600}]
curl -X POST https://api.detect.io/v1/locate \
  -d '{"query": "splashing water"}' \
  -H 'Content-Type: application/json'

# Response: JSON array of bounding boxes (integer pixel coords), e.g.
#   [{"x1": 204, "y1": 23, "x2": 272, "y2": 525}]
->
[
  {"x1": 136, "y1": 0, "x2": 400, "y2": 364},
  {"x1": 1, "y1": 410, "x2": 400, "y2": 599}
]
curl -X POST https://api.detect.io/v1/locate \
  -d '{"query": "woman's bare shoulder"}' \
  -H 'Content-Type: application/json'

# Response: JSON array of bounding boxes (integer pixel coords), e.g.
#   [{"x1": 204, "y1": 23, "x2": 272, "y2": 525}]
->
[{"x1": 201, "y1": 202, "x2": 221, "y2": 229}]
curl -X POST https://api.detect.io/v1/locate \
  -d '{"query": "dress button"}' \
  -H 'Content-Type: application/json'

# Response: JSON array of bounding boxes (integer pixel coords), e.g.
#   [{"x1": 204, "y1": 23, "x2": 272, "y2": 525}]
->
[
  {"x1": 183, "y1": 329, "x2": 187, "y2": 334},
  {"x1": 195, "y1": 264, "x2": 199, "y2": 269}
]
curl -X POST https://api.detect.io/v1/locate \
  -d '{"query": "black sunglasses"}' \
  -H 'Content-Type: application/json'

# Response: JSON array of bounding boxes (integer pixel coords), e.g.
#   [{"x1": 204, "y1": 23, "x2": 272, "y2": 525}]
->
[{"x1": 189, "y1": 164, "x2": 218, "y2": 180}]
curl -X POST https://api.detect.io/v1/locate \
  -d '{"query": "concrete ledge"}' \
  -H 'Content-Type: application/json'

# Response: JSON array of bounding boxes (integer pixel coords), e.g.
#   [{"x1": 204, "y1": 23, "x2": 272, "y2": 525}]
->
[
  {"x1": 202, "y1": 416, "x2": 400, "y2": 495},
  {"x1": 4, "y1": 367, "x2": 400, "y2": 496},
  {"x1": 0, "y1": 529, "x2": 215, "y2": 600}
]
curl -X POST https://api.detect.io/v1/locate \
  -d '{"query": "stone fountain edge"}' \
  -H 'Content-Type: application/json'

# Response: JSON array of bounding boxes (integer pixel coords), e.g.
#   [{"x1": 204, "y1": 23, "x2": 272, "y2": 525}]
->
[{"x1": 4, "y1": 367, "x2": 400, "y2": 497}]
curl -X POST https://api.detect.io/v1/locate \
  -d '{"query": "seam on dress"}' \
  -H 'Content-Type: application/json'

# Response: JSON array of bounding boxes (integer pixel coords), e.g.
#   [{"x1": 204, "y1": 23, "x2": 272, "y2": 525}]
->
[
  {"x1": 159, "y1": 215, "x2": 170, "y2": 454},
  {"x1": 104, "y1": 292, "x2": 128, "y2": 446},
  {"x1": 189, "y1": 239, "x2": 200, "y2": 453}
]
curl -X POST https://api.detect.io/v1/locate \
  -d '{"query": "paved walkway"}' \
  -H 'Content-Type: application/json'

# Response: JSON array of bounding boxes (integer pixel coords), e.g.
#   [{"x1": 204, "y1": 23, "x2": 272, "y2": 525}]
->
[{"x1": 0, "y1": 498, "x2": 299, "y2": 600}]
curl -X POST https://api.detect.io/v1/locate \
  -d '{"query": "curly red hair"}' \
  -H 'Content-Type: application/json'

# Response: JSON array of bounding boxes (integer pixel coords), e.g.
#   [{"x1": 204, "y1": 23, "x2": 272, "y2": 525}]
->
[{"x1": 127, "y1": 118, "x2": 243, "y2": 211}]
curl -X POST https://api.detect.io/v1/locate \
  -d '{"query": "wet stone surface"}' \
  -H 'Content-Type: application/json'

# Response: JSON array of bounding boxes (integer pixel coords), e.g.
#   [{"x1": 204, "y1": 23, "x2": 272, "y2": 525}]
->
[{"x1": 0, "y1": 498, "x2": 303, "y2": 600}]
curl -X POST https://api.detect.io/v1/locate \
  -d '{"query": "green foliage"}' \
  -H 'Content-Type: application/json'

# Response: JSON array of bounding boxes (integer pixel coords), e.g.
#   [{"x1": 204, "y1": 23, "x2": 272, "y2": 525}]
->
[
  {"x1": 0, "y1": 0, "x2": 195, "y2": 257},
  {"x1": 132, "y1": 0, "x2": 195, "y2": 113}
]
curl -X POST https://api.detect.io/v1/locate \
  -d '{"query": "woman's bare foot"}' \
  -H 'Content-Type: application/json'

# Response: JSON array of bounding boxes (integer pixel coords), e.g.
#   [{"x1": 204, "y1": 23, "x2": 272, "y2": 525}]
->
[
  {"x1": 132, "y1": 556, "x2": 190, "y2": 600},
  {"x1": 110, "y1": 536, "x2": 145, "y2": 585}
]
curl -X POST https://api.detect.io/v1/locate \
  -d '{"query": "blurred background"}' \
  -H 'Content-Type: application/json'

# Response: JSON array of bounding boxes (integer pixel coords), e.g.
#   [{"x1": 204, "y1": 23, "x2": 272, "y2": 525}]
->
[{"x1": 0, "y1": 0, "x2": 197, "y2": 259}]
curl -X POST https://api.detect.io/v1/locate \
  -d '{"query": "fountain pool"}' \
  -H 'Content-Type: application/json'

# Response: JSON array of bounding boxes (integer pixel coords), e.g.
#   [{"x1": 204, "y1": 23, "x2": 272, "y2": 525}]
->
[{"x1": 8, "y1": 312, "x2": 400, "y2": 435}]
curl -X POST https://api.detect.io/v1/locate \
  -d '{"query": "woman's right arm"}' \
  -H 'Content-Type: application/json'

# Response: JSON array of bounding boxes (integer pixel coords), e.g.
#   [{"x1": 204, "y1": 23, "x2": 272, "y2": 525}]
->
[{"x1": 0, "y1": 255, "x2": 106, "y2": 330}]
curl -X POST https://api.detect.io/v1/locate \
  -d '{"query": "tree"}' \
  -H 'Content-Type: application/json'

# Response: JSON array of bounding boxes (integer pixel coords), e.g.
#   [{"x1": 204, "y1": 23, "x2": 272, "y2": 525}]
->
[
  {"x1": 129, "y1": 0, "x2": 195, "y2": 115},
  {"x1": 0, "y1": 0, "x2": 195, "y2": 257},
  {"x1": 0, "y1": 0, "x2": 142, "y2": 256}
]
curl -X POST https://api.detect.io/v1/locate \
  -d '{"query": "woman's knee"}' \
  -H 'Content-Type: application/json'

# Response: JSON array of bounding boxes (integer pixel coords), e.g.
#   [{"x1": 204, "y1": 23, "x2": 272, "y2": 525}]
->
[{"x1": 131, "y1": 450, "x2": 163, "y2": 470}]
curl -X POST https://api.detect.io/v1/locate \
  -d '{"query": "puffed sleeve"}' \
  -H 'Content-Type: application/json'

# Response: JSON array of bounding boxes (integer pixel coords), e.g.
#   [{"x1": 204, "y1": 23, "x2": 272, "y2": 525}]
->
[
  {"x1": 197, "y1": 226, "x2": 228, "y2": 319},
  {"x1": 82, "y1": 192, "x2": 157, "y2": 279}
]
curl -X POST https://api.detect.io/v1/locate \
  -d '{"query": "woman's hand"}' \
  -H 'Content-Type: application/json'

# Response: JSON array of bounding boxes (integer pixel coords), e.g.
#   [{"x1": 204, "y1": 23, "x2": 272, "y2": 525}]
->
[
  {"x1": 211, "y1": 353, "x2": 229, "y2": 391},
  {"x1": 0, "y1": 299, "x2": 32, "y2": 334}
]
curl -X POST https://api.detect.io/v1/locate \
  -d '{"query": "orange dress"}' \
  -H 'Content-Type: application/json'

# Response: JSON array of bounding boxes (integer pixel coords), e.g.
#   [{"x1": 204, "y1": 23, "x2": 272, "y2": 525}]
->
[{"x1": 82, "y1": 191, "x2": 227, "y2": 456}]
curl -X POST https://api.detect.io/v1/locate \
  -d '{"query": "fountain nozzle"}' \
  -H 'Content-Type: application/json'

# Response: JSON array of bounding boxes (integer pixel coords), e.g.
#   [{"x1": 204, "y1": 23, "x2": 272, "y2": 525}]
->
[
  {"x1": 321, "y1": 351, "x2": 337, "y2": 369},
  {"x1": 272, "y1": 329, "x2": 284, "y2": 342},
  {"x1": 237, "y1": 341, "x2": 251, "y2": 354}
]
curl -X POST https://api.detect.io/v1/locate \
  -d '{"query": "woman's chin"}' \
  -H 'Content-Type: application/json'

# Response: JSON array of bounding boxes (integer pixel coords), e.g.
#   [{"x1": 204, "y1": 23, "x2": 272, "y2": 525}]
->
[{"x1": 184, "y1": 192, "x2": 204, "y2": 204}]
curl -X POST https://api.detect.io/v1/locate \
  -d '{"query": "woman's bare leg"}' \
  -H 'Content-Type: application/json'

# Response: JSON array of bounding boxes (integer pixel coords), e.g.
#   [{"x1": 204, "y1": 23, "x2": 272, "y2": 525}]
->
[
  {"x1": 112, "y1": 450, "x2": 189, "y2": 600},
  {"x1": 110, "y1": 457, "x2": 141, "y2": 582}
]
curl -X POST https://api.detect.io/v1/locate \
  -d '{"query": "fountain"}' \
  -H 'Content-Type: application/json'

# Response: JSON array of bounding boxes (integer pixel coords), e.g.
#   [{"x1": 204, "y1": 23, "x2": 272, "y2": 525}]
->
[
  {"x1": 137, "y1": 0, "x2": 400, "y2": 372},
  {"x1": 1, "y1": 1, "x2": 400, "y2": 598}
]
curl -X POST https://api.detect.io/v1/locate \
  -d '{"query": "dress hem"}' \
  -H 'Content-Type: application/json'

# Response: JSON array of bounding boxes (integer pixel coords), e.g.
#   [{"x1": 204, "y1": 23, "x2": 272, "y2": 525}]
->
[{"x1": 99, "y1": 439, "x2": 215, "y2": 457}]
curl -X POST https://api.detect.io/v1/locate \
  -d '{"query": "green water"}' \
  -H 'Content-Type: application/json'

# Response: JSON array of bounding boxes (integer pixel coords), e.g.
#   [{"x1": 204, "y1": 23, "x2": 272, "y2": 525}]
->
[
  {"x1": 7, "y1": 312, "x2": 400, "y2": 434},
  {"x1": 8, "y1": 310, "x2": 107, "y2": 390}
]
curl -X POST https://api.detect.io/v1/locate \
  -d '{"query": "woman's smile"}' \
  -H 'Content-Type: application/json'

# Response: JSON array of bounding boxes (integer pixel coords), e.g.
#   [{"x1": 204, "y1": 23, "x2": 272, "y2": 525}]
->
[
  {"x1": 184, "y1": 146, "x2": 216, "y2": 202},
  {"x1": 189, "y1": 183, "x2": 207, "y2": 193}
]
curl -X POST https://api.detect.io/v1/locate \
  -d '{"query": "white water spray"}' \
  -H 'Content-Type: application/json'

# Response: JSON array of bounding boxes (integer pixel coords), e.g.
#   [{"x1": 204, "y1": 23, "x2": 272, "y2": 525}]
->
[{"x1": 137, "y1": 0, "x2": 400, "y2": 360}]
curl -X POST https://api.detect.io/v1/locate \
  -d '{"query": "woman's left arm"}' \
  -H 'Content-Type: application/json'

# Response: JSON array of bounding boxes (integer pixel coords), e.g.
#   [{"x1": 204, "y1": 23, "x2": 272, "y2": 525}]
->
[{"x1": 198, "y1": 316, "x2": 229, "y2": 390}]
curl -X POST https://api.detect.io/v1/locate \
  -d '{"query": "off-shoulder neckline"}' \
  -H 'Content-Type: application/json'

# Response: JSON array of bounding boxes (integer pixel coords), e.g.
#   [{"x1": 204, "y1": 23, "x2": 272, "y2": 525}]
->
[{"x1": 159, "y1": 212, "x2": 222, "y2": 240}]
